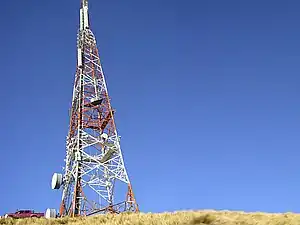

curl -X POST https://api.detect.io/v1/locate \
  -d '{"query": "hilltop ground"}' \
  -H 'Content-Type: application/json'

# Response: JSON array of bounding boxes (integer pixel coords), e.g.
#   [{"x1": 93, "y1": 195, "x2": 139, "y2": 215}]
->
[{"x1": 0, "y1": 210, "x2": 299, "y2": 225}]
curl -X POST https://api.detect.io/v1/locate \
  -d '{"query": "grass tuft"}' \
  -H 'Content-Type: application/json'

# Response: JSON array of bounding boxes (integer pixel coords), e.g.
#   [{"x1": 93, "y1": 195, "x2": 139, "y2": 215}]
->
[{"x1": 191, "y1": 214, "x2": 216, "y2": 224}]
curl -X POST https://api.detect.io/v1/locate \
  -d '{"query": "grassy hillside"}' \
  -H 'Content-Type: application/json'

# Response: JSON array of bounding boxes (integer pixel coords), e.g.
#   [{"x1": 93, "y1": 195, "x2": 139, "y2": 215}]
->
[{"x1": 0, "y1": 210, "x2": 299, "y2": 225}]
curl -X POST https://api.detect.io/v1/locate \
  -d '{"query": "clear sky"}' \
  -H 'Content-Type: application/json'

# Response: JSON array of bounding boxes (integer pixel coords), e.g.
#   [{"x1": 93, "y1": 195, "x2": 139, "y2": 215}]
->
[{"x1": 1, "y1": 0, "x2": 300, "y2": 215}]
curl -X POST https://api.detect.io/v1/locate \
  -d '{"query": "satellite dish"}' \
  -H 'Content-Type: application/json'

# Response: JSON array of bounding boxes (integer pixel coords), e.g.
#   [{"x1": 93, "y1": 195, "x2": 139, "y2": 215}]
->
[{"x1": 51, "y1": 173, "x2": 63, "y2": 190}]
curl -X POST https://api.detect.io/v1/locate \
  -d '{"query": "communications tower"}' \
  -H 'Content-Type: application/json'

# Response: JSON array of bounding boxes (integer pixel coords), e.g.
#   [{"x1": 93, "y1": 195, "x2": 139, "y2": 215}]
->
[{"x1": 49, "y1": 0, "x2": 138, "y2": 217}]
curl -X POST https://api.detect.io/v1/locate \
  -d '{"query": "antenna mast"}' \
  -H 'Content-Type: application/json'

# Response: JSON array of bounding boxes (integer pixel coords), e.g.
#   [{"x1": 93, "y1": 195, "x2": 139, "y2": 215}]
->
[{"x1": 49, "y1": 0, "x2": 139, "y2": 217}]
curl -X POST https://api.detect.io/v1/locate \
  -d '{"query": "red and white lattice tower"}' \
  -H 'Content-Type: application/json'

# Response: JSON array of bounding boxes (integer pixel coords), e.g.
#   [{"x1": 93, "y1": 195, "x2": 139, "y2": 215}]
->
[{"x1": 48, "y1": 0, "x2": 138, "y2": 217}]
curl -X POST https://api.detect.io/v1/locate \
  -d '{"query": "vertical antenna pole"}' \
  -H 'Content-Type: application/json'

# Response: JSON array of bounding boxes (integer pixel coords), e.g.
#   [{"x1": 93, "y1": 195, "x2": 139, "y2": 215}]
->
[{"x1": 81, "y1": 0, "x2": 89, "y2": 29}]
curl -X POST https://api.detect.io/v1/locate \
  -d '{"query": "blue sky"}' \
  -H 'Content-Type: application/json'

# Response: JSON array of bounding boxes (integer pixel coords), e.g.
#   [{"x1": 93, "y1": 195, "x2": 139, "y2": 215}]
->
[{"x1": 1, "y1": 0, "x2": 300, "y2": 215}]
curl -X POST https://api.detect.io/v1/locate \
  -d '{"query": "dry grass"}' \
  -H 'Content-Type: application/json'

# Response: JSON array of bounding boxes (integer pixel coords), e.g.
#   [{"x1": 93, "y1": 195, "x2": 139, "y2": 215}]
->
[{"x1": 0, "y1": 210, "x2": 300, "y2": 225}]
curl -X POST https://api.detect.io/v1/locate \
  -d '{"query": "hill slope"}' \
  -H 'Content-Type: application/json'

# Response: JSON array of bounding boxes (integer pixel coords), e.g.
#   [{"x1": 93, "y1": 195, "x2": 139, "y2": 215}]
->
[{"x1": 0, "y1": 210, "x2": 299, "y2": 225}]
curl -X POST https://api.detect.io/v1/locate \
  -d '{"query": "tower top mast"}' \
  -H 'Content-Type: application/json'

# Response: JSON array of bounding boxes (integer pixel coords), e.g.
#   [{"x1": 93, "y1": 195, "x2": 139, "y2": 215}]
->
[
  {"x1": 82, "y1": 0, "x2": 88, "y2": 7},
  {"x1": 80, "y1": 0, "x2": 89, "y2": 30}
]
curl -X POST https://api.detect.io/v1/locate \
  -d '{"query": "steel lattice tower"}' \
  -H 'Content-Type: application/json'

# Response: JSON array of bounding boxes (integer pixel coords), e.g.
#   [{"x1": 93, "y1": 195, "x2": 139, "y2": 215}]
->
[{"x1": 49, "y1": 0, "x2": 138, "y2": 217}]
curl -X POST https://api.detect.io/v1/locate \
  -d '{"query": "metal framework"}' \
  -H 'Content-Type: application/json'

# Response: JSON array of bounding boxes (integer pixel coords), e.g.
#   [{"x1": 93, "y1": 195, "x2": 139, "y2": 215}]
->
[{"x1": 52, "y1": 0, "x2": 138, "y2": 217}]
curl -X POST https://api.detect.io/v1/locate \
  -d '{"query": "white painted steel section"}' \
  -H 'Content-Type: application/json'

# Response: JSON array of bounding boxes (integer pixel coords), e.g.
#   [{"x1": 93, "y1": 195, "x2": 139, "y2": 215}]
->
[
  {"x1": 79, "y1": 8, "x2": 83, "y2": 30},
  {"x1": 83, "y1": 6, "x2": 89, "y2": 28},
  {"x1": 77, "y1": 48, "x2": 82, "y2": 67}
]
